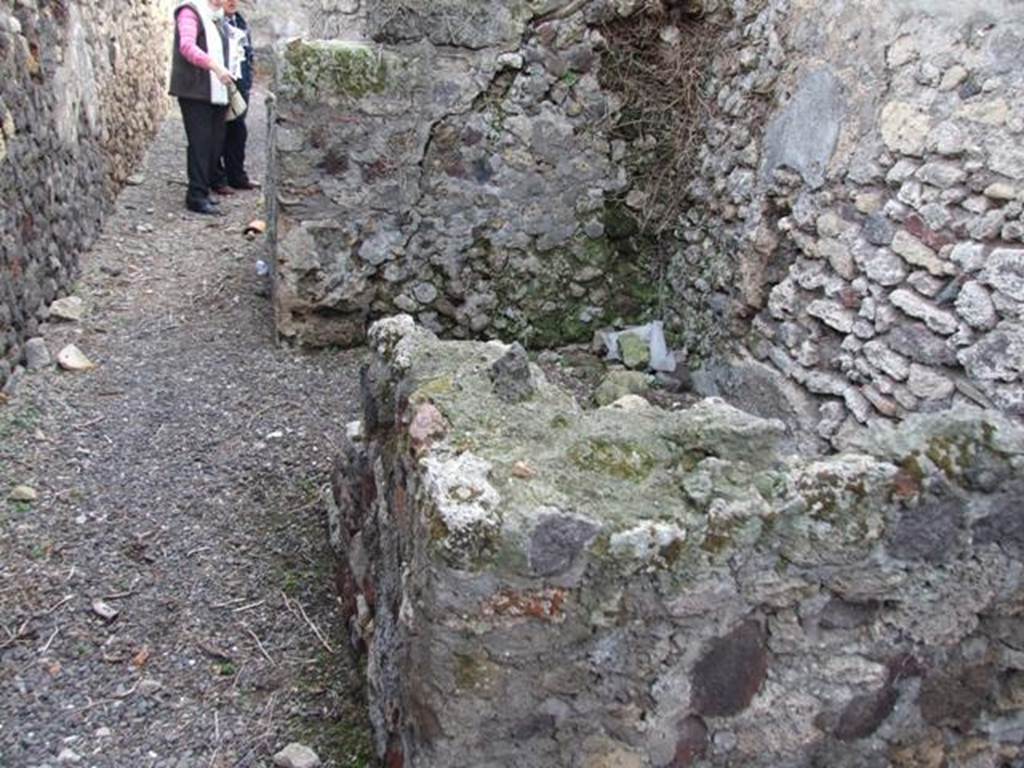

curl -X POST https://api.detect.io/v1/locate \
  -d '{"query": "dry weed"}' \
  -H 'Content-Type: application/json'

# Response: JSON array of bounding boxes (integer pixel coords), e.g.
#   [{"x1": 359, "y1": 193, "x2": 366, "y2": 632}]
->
[{"x1": 598, "y1": 0, "x2": 727, "y2": 235}]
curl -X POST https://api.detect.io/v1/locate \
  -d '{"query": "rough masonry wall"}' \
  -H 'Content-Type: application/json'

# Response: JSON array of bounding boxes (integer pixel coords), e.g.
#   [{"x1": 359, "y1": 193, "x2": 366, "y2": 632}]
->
[
  {"x1": 331, "y1": 315, "x2": 1024, "y2": 768},
  {"x1": 0, "y1": 0, "x2": 171, "y2": 392},
  {"x1": 268, "y1": 0, "x2": 663, "y2": 347},
  {"x1": 675, "y1": 0, "x2": 1024, "y2": 432},
  {"x1": 246, "y1": 0, "x2": 363, "y2": 47}
]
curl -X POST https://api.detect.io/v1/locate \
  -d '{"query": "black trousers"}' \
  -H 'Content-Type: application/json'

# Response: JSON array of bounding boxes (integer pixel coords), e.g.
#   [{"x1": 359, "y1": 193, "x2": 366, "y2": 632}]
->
[
  {"x1": 179, "y1": 98, "x2": 228, "y2": 206},
  {"x1": 216, "y1": 105, "x2": 250, "y2": 188}
]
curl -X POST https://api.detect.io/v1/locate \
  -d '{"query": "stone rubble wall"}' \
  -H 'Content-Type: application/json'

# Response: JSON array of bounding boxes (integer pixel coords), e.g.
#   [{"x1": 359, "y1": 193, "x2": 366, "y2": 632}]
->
[
  {"x1": 245, "y1": 0, "x2": 364, "y2": 48},
  {"x1": 330, "y1": 314, "x2": 1024, "y2": 768},
  {"x1": 675, "y1": 0, "x2": 1024, "y2": 433},
  {"x1": 0, "y1": 0, "x2": 172, "y2": 392},
  {"x1": 268, "y1": 0, "x2": 664, "y2": 348}
]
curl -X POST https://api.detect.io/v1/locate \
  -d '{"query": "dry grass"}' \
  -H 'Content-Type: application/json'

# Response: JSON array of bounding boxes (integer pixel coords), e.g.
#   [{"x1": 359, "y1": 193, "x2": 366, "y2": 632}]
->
[{"x1": 598, "y1": 0, "x2": 727, "y2": 236}]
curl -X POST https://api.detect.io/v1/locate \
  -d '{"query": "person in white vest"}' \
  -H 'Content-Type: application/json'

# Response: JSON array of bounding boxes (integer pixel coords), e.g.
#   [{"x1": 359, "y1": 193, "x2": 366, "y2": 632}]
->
[
  {"x1": 212, "y1": 0, "x2": 257, "y2": 195},
  {"x1": 168, "y1": 0, "x2": 234, "y2": 215}
]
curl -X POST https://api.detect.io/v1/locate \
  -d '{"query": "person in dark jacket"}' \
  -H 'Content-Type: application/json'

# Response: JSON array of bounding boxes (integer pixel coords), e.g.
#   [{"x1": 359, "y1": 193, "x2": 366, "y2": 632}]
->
[
  {"x1": 213, "y1": 0, "x2": 257, "y2": 194},
  {"x1": 169, "y1": 0, "x2": 234, "y2": 215}
]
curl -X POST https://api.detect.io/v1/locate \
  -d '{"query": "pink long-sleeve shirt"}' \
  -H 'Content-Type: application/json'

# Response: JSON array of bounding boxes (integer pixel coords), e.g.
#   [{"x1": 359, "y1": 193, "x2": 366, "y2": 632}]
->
[{"x1": 177, "y1": 8, "x2": 214, "y2": 70}]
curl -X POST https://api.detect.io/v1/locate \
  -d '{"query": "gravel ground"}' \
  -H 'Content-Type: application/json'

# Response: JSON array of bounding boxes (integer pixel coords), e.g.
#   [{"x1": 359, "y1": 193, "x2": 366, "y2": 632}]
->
[{"x1": 0, "y1": 93, "x2": 375, "y2": 768}]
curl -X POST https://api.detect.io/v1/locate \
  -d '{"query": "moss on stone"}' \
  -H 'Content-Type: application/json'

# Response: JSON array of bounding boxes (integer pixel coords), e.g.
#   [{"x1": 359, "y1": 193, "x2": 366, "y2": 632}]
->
[
  {"x1": 753, "y1": 471, "x2": 781, "y2": 501},
  {"x1": 798, "y1": 466, "x2": 869, "y2": 518},
  {"x1": 603, "y1": 202, "x2": 640, "y2": 240},
  {"x1": 283, "y1": 40, "x2": 390, "y2": 99},
  {"x1": 701, "y1": 517, "x2": 747, "y2": 555},
  {"x1": 455, "y1": 203, "x2": 662, "y2": 346},
  {"x1": 659, "y1": 536, "x2": 687, "y2": 564},
  {"x1": 478, "y1": 215, "x2": 661, "y2": 348},
  {"x1": 568, "y1": 438, "x2": 656, "y2": 482},
  {"x1": 428, "y1": 509, "x2": 450, "y2": 543},
  {"x1": 453, "y1": 652, "x2": 492, "y2": 691},
  {"x1": 527, "y1": 304, "x2": 593, "y2": 346},
  {"x1": 802, "y1": 481, "x2": 863, "y2": 525},
  {"x1": 619, "y1": 333, "x2": 650, "y2": 369},
  {"x1": 580, "y1": 236, "x2": 615, "y2": 267},
  {"x1": 671, "y1": 449, "x2": 710, "y2": 475},
  {"x1": 924, "y1": 435, "x2": 976, "y2": 482},
  {"x1": 413, "y1": 374, "x2": 455, "y2": 403},
  {"x1": 900, "y1": 454, "x2": 926, "y2": 484},
  {"x1": 550, "y1": 414, "x2": 572, "y2": 430}
]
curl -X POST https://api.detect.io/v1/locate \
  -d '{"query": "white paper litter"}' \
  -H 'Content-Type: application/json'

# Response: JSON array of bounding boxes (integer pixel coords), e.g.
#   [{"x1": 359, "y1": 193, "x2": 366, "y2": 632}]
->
[{"x1": 599, "y1": 321, "x2": 677, "y2": 373}]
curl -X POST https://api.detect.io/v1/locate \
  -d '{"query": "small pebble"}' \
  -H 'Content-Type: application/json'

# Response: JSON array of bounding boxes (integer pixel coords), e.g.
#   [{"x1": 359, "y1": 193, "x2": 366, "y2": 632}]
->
[
  {"x1": 57, "y1": 748, "x2": 82, "y2": 764},
  {"x1": 9, "y1": 485, "x2": 38, "y2": 502},
  {"x1": 273, "y1": 742, "x2": 321, "y2": 768},
  {"x1": 137, "y1": 679, "x2": 163, "y2": 696},
  {"x1": 91, "y1": 599, "x2": 119, "y2": 622}
]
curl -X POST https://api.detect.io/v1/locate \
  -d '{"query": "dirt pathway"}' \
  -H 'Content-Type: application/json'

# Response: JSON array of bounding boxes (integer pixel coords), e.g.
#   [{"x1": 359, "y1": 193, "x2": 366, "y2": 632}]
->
[{"x1": 0, "y1": 94, "x2": 373, "y2": 767}]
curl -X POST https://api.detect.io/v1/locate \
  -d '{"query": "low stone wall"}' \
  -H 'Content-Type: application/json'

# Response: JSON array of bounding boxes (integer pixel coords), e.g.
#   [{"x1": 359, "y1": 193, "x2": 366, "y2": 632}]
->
[
  {"x1": 674, "y1": 0, "x2": 1024, "y2": 428},
  {"x1": 330, "y1": 315, "x2": 1024, "y2": 767},
  {"x1": 0, "y1": 1, "x2": 171, "y2": 391},
  {"x1": 267, "y1": 0, "x2": 662, "y2": 347}
]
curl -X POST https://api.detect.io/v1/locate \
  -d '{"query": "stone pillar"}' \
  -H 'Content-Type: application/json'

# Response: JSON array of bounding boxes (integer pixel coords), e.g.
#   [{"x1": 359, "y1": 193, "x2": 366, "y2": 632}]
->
[{"x1": 267, "y1": 0, "x2": 661, "y2": 348}]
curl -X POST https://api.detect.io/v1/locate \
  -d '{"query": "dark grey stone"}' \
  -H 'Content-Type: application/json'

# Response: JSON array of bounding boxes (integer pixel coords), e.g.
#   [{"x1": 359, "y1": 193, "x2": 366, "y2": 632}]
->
[
  {"x1": 691, "y1": 620, "x2": 769, "y2": 717},
  {"x1": 833, "y1": 685, "x2": 897, "y2": 742},
  {"x1": 819, "y1": 598, "x2": 879, "y2": 630},
  {"x1": 980, "y1": 614, "x2": 1024, "y2": 652},
  {"x1": 959, "y1": 78, "x2": 983, "y2": 99},
  {"x1": 672, "y1": 715, "x2": 709, "y2": 767},
  {"x1": 366, "y1": 0, "x2": 525, "y2": 48},
  {"x1": 883, "y1": 324, "x2": 959, "y2": 367},
  {"x1": 490, "y1": 343, "x2": 536, "y2": 403},
  {"x1": 689, "y1": 356, "x2": 823, "y2": 454},
  {"x1": 918, "y1": 664, "x2": 995, "y2": 731},
  {"x1": 527, "y1": 513, "x2": 599, "y2": 577},
  {"x1": 762, "y1": 68, "x2": 845, "y2": 190},
  {"x1": 863, "y1": 213, "x2": 894, "y2": 246},
  {"x1": 961, "y1": 451, "x2": 1014, "y2": 493},
  {"x1": 973, "y1": 481, "x2": 1024, "y2": 552},
  {"x1": 886, "y1": 490, "x2": 963, "y2": 563},
  {"x1": 24, "y1": 337, "x2": 51, "y2": 371}
]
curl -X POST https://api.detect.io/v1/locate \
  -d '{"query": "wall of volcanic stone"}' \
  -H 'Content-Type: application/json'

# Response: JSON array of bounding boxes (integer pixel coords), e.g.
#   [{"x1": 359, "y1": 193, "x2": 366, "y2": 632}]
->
[
  {"x1": 267, "y1": 0, "x2": 664, "y2": 348},
  {"x1": 0, "y1": 0, "x2": 171, "y2": 392},
  {"x1": 270, "y1": 0, "x2": 1024, "y2": 430},
  {"x1": 331, "y1": 315, "x2": 1024, "y2": 768},
  {"x1": 674, "y1": 0, "x2": 1024, "y2": 432}
]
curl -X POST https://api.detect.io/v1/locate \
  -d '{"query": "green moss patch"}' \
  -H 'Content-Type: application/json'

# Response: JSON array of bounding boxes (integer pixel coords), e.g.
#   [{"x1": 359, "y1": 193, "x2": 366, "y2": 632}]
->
[
  {"x1": 283, "y1": 41, "x2": 391, "y2": 100},
  {"x1": 568, "y1": 438, "x2": 656, "y2": 482}
]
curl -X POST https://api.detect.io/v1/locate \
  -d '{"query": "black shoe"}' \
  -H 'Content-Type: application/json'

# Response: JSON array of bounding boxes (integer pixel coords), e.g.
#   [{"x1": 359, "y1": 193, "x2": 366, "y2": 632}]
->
[
  {"x1": 229, "y1": 178, "x2": 260, "y2": 190},
  {"x1": 186, "y1": 200, "x2": 223, "y2": 216}
]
